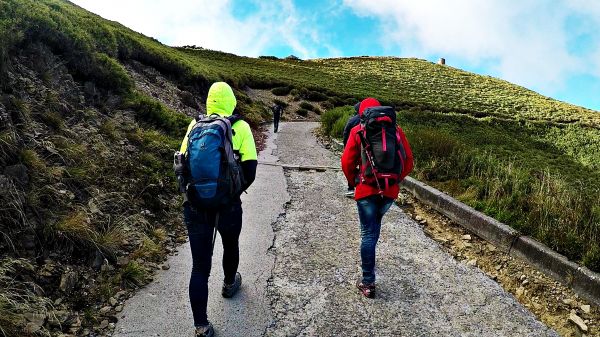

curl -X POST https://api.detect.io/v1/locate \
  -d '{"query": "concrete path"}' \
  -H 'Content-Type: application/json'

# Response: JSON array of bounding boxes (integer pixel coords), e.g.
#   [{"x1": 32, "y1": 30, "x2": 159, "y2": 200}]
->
[
  {"x1": 114, "y1": 122, "x2": 558, "y2": 337},
  {"x1": 113, "y1": 125, "x2": 289, "y2": 337},
  {"x1": 266, "y1": 122, "x2": 557, "y2": 337}
]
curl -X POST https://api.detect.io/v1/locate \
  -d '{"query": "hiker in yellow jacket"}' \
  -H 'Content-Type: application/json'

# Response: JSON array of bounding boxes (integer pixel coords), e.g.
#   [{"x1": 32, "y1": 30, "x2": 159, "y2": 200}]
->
[{"x1": 179, "y1": 82, "x2": 257, "y2": 337}]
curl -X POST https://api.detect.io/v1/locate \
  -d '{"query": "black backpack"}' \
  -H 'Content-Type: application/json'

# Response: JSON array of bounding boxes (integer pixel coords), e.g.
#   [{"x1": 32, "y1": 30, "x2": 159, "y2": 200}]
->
[{"x1": 358, "y1": 106, "x2": 406, "y2": 188}]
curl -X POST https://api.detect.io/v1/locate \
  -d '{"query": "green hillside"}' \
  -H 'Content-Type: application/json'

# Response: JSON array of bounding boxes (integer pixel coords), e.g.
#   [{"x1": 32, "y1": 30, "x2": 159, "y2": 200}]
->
[{"x1": 0, "y1": 0, "x2": 599, "y2": 335}]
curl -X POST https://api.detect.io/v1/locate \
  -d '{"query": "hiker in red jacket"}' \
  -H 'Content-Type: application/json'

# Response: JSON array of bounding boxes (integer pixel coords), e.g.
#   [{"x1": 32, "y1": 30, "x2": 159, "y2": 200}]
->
[{"x1": 341, "y1": 97, "x2": 414, "y2": 298}]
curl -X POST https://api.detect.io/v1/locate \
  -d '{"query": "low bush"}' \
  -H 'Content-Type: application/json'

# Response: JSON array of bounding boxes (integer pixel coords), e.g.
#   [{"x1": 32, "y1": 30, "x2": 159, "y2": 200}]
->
[
  {"x1": 124, "y1": 94, "x2": 191, "y2": 137},
  {"x1": 299, "y1": 101, "x2": 315, "y2": 111},
  {"x1": 320, "y1": 106, "x2": 353, "y2": 137},
  {"x1": 320, "y1": 101, "x2": 334, "y2": 111},
  {"x1": 306, "y1": 90, "x2": 328, "y2": 102},
  {"x1": 296, "y1": 108, "x2": 309, "y2": 117},
  {"x1": 271, "y1": 86, "x2": 292, "y2": 96},
  {"x1": 272, "y1": 98, "x2": 288, "y2": 108}
]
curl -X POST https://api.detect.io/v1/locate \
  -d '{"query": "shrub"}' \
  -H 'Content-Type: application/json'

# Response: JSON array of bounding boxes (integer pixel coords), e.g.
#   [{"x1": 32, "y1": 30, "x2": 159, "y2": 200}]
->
[
  {"x1": 331, "y1": 115, "x2": 350, "y2": 138},
  {"x1": 320, "y1": 106, "x2": 353, "y2": 136},
  {"x1": 321, "y1": 101, "x2": 334, "y2": 111},
  {"x1": 296, "y1": 108, "x2": 309, "y2": 117},
  {"x1": 306, "y1": 90, "x2": 328, "y2": 102},
  {"x1": 259, "y1": 55, "x2": 278, "y2": 60},
  {"x1": 299, "y1": 102, "x2": 315, "y2": 111},
  {"x1": 125, "y1": 94, "x2": 191, "y2": 137},
  {"x1": 272, "y1": 98, "x2": 288, "y2": 108},
  {"x1": 271, "y1": 86, "x2": 291, "y2": 96},
  {"x1": 327, "y1": 97, "x2": 346, "y2": 108}
]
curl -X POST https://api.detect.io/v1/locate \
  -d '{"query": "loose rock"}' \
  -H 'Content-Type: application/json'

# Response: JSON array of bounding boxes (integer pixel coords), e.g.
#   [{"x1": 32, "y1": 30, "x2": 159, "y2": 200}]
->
[
  {"x1": 99, "y1": 306, "x2": 112, "y2": 315},
  {"x1": 59, "y1": 271, "x2": 78, "y2": 293},
  {"x1": 581, "y1": 304, "x2": 591, "y2": 314},
  {"x1": 569, "y1": 312, "x2": 588, "y2": 332}
]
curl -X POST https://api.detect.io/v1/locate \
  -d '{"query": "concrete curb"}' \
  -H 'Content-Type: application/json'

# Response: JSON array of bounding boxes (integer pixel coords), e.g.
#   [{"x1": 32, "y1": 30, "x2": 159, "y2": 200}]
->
[
  {"x1": 331, "y1": 138, "x2": 600, "y2": 306},
  {"x1": 401, "y1": 178, "x2": 600, "y2": 307}
]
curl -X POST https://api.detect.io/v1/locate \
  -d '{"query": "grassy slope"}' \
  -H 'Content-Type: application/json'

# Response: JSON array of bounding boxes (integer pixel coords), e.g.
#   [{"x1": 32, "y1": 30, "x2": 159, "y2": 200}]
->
[{"x1": 0, "y1": 0, "x2": 599, "y2": 333}]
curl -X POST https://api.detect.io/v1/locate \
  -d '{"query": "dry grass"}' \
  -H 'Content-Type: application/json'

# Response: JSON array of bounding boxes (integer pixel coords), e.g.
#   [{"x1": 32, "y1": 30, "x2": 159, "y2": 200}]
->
[{"x1": 0, "y1": 258, "x2": 51, "y2": 337}]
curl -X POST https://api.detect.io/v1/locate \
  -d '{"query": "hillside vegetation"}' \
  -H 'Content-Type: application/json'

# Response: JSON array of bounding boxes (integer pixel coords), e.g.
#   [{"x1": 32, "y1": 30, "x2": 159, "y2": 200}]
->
[{"x1": 0, "y1": 0, "x2": 599, "y2": 335}]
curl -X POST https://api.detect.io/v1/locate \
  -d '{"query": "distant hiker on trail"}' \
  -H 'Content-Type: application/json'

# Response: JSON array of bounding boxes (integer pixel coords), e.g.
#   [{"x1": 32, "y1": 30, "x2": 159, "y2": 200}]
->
[
  {"x1": 174, "y1": 82, "x2": 258, "y2": 337},
  {"x1": 341, "y1": 97, "x2": 414, "y2": 298},
  {"x1": 272, "y1": 103, "x2": 283, "y2": 133},
  {"x1": 342, "y1": 102, "x2": 362, "y2": 198}
]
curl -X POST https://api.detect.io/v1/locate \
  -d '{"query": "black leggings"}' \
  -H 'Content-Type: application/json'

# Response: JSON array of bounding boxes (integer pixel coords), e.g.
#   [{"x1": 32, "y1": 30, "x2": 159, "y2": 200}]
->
[
  {"x1": 183, "y1": 203, "x2": 243, "y2": 327},
  {"x1": 274, "y1": 111, "x2": 280, "y2": 132}
]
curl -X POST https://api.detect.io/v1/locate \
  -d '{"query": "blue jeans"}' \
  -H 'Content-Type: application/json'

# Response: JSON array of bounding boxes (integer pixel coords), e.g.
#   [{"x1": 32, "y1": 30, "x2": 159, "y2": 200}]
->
[
  {"x1": 184, "y1": 203, "x2": 243, "y2": 327},
  {"x1": 356, "y1": 196, "x2": 394, "y2": 284}
]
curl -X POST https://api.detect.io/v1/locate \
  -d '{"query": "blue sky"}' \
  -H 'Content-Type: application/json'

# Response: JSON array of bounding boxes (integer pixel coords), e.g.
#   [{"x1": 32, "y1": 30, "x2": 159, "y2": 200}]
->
[{"x1": 71, "y1": 0, "x2": 600, "y2": 111}]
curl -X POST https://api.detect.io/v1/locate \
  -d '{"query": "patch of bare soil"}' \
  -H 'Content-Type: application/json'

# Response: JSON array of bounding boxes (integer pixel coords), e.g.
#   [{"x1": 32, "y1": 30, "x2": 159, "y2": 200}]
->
[
  {"x1": 245, "y1": 88, "x2": 323, "y2": 122},
  {"x1": 397, "y1": 192, "x2": 598, "y2": 337}
]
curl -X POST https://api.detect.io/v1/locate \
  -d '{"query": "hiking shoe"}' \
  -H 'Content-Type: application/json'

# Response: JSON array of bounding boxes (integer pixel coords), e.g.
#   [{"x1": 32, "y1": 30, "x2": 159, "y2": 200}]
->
[
  {"x1": 345, "y1": 187, "x2": 355, "y2": 198},
  {"x1": 194, "y1": 322, "x2": 214, "y2": 337},
  {"x1": 356, "y1": 280, "x2": 376, "y2": 298},
  {"x1": 222, "y1": 272, "x2": 242, "y2": 298}
]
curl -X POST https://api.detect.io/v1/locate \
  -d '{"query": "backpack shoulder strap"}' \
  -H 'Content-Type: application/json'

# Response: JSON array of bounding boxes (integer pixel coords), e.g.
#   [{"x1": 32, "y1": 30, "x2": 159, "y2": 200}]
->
[{"x1": 227, "y1": 114, "x2": 244, "y2": 126}]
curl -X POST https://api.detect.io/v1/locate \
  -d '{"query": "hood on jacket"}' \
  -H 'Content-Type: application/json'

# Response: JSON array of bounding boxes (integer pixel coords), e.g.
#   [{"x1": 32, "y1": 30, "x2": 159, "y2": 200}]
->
[
  {"x1": 206, "y1": 82, "x2": 237, "y2": 117},
  {"x1": 358, "y1": 97, "x2": 380, "y2": 116}
]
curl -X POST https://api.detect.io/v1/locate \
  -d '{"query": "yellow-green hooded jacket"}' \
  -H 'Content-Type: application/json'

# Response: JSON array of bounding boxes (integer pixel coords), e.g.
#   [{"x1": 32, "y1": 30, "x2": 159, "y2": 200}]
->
[{"x1": 179, "y1": 82, "x2": 257, "y2": 162}]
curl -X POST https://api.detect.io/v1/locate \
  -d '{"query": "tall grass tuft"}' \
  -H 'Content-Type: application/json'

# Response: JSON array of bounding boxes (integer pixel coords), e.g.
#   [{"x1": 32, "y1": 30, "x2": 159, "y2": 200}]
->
[{"x1": 320, "y1": 106, "x2": 354, "y2": 137}]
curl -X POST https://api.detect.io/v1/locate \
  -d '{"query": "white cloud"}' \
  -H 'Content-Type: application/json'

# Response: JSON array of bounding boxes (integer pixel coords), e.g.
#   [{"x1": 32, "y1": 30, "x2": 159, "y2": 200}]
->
[
  {"x1": 343, "y1": 0, "x2": 598, "y2": 93},
  {"x1": 70, "y1": 0, "x2": 320, "y2": 58}
]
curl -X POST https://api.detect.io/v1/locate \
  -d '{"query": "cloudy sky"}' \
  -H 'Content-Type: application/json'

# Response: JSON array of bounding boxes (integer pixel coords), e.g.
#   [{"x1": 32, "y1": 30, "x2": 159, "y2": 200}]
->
[{"x1": 71, "y1": 0, "x2": 600, "y2": 111}]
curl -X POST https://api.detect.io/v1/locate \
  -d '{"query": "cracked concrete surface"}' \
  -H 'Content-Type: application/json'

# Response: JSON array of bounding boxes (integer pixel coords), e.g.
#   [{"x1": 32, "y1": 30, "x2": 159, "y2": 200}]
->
[
  {"x1": 265, "y1": 122, "x2": 558, "y2": 337},
  {"x1": 113, "y1": 122, "x2": 557, "y2": 337}
]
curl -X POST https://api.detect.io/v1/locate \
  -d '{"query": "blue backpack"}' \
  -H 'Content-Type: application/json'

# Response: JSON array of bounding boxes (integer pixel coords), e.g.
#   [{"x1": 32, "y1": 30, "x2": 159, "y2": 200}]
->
[{"x1": 185, "y1": 115, "x2": 244, "y2": 208}]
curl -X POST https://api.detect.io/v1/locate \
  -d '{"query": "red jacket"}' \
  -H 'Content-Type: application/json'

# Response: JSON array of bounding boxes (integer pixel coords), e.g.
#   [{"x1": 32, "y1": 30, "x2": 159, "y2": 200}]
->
[{"x1": 341, "y1": 124, "x2": 414, "y2": 200}]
